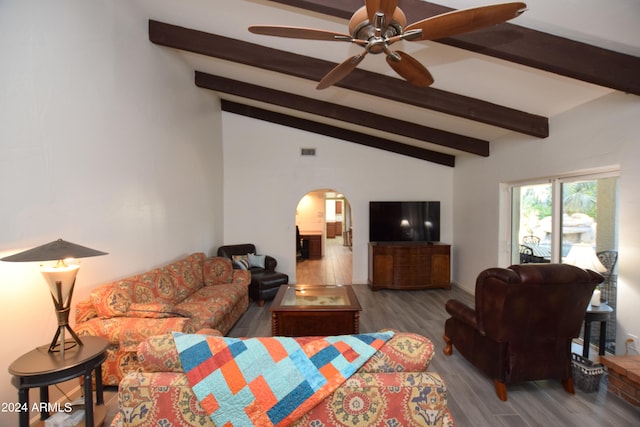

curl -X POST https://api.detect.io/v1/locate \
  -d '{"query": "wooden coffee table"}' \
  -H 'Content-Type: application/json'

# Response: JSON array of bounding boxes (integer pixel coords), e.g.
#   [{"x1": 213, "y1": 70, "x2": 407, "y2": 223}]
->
[{"x1": 270, "y1": 285, "x2": 362, "y2": 336}]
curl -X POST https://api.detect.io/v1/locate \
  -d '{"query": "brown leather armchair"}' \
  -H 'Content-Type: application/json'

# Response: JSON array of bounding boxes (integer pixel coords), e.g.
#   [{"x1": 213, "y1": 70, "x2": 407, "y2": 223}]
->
[{"x1": 443, "y1": 263, "x2": 603, "y2": 401}]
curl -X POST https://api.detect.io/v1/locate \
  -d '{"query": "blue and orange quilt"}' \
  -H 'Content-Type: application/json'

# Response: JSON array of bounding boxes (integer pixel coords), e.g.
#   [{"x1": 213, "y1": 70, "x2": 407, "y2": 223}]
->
[{"x1": 173, "y1": 331, "x2": 394, "y2": 426}]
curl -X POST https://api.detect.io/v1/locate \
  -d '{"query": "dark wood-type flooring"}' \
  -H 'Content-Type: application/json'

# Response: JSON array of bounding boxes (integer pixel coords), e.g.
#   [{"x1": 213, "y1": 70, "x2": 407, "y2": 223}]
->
[
  {"x1": 104, "y1": 238, "x2": 639, "y2": 426},
  {"x1": 231, "y1": 238, "x2": 640, "y2": 426},
  {"x1": 295, "y1": 236, "x2": 353, "y2": 285}
]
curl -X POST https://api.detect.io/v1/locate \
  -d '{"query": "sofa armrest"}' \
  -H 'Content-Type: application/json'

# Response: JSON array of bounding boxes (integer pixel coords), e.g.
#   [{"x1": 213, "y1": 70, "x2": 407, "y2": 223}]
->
[
  {"x1": 119, "y1": 317, "x2": 198, "y2": 351},
  {"x1": 116, "y1": 372, "x2": 213, "y2": 427},
  {"x1": 232, "y1": 269, "x2": 251, "y2": 286},
  {"x1": 445, "y1": 299, "x2": 478, "y2": 330},
  {"x1": 359, "y1": 331, "x2": 435, "y2": 373},
  {"x1": 137, "y1": 329, "x2": 223, "y2": 373},
  {"x1": 76, "y1": 316, "x2": 197, "y2": 351},
  {"x1": 75, "y1": 298, "x2": 98, "y2": 323},
  {"x1": 137, "y1": 333, "x2": 183, "y2": 373}
]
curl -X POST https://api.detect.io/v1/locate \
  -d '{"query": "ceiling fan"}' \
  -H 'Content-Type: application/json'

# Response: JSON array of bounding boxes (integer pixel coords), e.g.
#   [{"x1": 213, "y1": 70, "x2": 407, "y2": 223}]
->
[{"x1": 249, "y1": 1, "x2": 527, "y2": 89}]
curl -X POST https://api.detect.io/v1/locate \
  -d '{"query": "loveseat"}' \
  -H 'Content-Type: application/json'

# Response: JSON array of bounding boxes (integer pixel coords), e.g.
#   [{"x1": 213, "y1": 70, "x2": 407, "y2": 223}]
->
[
  {"x1": 75, "y1": 253, "x2": 250, "y2": 386},
  {"x1": 217, "y1": 243, "x2": 289, "y2": 306},
  {"x1": 111, "y1": 329, "x2": 455, "y2": 426}
]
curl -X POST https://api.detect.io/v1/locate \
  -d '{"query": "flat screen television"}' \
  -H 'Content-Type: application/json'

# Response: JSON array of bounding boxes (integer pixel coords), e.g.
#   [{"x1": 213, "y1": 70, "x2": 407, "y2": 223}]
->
[{"x1": 369, "y1": 201, "x2": 440, "y2": 243}]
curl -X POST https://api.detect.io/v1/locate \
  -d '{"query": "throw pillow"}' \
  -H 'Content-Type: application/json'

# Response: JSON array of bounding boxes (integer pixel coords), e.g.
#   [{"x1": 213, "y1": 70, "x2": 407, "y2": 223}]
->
[
  {"x1": 203, "y1": 257, "x2": 234, "y2": 285},
  {"x1": 91, "y1": 281, "x2": 133, "y2": 318},
  {"x1": 248, "y1": 253, "x2": 266, "y2": 269},
  {"x1": 232, "y1": 254, "x2": 250, "y2": 270}
]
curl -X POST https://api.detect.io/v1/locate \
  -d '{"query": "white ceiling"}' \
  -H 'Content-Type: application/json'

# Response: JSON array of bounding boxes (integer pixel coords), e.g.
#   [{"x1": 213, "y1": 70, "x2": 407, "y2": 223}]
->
[{"x1": 138, "y1": 0, "x2": 640, "y2": 158}]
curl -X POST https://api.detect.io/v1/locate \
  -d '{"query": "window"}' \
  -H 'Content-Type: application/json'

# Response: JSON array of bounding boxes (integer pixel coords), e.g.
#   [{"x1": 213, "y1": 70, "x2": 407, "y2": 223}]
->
[
  {"x1": 510, "y1": 170, "x2": 619, "y2": 352},
  {"x1": 512, "y1": 182, "x2": 553, "y2": 264}
]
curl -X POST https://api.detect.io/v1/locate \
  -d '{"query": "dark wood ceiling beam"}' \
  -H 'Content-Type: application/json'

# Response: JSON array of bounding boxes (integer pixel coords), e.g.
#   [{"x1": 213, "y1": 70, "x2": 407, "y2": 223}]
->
[
  {"x1": 195, "y1": 73, "x2": 490, "y2": 156},
  {"x1": 149, "y1": 20, "x2": 548, "y2": 137},
  {"x1": 268, "y1": 0, "x2": 640, "y2": 96},
  {"x1": 221, "y1": 100, "x2": 456, "y2": 167}
]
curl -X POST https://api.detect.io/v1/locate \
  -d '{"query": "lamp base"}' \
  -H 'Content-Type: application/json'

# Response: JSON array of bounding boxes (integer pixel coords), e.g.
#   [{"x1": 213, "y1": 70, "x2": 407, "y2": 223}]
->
[
  {"x1": 37, "y1": 340, "x2": 81, "y2": 354},
  {"x1": 49, "y1": 324, "x2": 84, "y2": 356},
  {"x1": 49, "y1": 339, "x2": 81, "y2": 353}
]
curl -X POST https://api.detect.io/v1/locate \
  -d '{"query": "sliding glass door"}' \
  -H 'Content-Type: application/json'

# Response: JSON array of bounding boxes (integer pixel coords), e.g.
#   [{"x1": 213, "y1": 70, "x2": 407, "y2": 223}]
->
[
  {"x1": 512, "y1": 182, "x2": 553, "y2": 264},
  {"x1": 510, "y1": 172, "x2": 619, "y2": 352}
]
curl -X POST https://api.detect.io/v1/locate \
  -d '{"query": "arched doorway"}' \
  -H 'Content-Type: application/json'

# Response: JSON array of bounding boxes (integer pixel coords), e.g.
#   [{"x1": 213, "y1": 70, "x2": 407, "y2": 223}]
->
[{"x1": 295, "y1": 189, "x2": 352, "y2": 285}]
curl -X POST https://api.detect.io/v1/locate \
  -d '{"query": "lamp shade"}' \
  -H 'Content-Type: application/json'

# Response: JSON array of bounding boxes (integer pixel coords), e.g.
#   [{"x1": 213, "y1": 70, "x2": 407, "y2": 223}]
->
[
  {"x1": 564, "y1": 243, "x2": 607, "y2": 273},
  {"x1": 41, "y1": 263, "x2": 80, "y2": 307},
  {"x1": 0, "y1": 238, "x2": 107, "y2": 263}
]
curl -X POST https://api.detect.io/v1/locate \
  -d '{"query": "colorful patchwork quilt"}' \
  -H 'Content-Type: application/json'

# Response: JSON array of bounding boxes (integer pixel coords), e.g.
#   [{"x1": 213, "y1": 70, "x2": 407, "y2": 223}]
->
[{"x1": 173, "y1": 331, "x2": 394, "y2": 427}]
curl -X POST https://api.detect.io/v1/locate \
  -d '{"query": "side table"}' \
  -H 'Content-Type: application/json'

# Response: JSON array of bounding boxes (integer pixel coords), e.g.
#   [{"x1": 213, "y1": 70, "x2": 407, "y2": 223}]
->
[
  {"x1": 583, "y1": 303, "x2": 614, "y2": 358},
  {"x1": 9, "y1": 336, "x2": 108, "y2": 427}
]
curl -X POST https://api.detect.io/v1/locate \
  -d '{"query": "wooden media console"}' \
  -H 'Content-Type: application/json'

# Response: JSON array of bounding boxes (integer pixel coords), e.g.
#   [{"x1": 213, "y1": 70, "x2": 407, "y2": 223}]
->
[{"x1": 368, "y1": 242, "x2": 451, "y2": 291}]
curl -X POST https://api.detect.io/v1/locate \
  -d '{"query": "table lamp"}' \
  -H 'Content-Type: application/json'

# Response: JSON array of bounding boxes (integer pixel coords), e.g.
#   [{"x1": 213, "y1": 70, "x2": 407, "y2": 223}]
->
[
  {"x1": 564, "y1": 242, "x2": 606, "y2": 305},
  {"x1": 1, "y1": 239, "x2": 107, "y2": 357}
]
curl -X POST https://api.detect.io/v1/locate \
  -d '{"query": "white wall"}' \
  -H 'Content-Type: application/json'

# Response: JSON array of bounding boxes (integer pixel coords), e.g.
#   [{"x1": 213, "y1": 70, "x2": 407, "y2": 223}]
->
[
  {"x1": 221, "y1": 112, "x2": 454, "y2": 284},
  {"x1": 0, "y1": 1, "x2": 222, "y2": 423},
  {"x1": 453, "y1": 91, "x2": 640, "y2": 353}
]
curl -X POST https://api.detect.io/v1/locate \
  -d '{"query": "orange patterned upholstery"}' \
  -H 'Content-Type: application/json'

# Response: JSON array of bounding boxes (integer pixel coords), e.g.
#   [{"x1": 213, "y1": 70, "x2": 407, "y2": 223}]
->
[
  {"x1": 75, "y1": 254, "x2": 250, "y2": 386},
  {"x1": 136, "y1": 329, "x2": 434, "y2": 375},
  {"x1": 111, "y1": 330, "x2": 455, "y2": 427}
]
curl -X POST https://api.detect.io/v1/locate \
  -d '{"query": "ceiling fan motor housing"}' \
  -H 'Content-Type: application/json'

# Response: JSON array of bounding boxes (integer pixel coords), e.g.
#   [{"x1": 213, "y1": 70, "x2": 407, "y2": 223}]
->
[{"x1": 348, "y1": 6, "x2": 406, "y2": 48}]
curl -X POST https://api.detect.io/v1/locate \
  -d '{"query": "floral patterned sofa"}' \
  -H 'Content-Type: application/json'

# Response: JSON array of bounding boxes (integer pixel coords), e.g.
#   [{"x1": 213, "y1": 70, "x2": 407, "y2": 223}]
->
[
  {"x1": 111, "y1": 329, "x2": 455, "y2": 427},
  {"x1": 75, "y1": 253, "x2": 250, "y2": 386}
]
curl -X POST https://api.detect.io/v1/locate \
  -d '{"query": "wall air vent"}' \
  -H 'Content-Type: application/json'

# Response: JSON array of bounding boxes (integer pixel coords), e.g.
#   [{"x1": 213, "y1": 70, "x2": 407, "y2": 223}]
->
[{"x1": 301, "y1": 148, "x2": 316, "y2": 156}]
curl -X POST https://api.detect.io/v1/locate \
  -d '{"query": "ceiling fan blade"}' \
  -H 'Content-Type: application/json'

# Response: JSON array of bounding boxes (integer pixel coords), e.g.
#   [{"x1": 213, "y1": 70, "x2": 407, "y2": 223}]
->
[
  {"x1": 404, "y1": 2, "x2": 527, "y2": 41},
  {"x1": 365, "y1": 0, "x2": 398, "y2": 25},
  {"x1": 317, "y1": 53, "x2": 368, "y2": 90},
  {"x1": 386, "y1": 51, "x2": 434, "y2": 87},
  {"x1": 249, "y1": 25, "x2": 355, "y2": 42}
]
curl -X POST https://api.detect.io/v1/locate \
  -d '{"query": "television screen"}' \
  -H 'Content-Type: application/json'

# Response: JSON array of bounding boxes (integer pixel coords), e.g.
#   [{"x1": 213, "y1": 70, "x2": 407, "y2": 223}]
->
[{"x1": 369, "y1": 201, "x2": 440, "y2": 243}]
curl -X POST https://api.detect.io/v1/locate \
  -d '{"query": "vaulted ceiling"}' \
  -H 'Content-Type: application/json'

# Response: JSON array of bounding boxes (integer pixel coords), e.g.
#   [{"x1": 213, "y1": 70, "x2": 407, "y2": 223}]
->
[{"x1": 142, "y1": 0, "x2": 640, "y2": 167}]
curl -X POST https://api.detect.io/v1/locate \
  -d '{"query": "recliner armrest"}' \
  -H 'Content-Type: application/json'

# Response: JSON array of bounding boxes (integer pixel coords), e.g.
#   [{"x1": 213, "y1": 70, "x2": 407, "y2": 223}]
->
[
  {"x1": 265, "y1": 255, "x2": 277, "y2": 271},
  {"x1": 445, "y1": 299, "x2": 478, "y2": 330}
]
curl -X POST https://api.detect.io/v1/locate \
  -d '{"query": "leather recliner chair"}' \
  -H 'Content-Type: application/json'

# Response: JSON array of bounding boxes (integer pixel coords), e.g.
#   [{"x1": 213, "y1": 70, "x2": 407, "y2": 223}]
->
[
  {"x1": 443, "y1": 263, "x2": 603, "y2": 401},
  {"x1": 217, "y1": 244, "x2": 289, "y2": 306}
]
